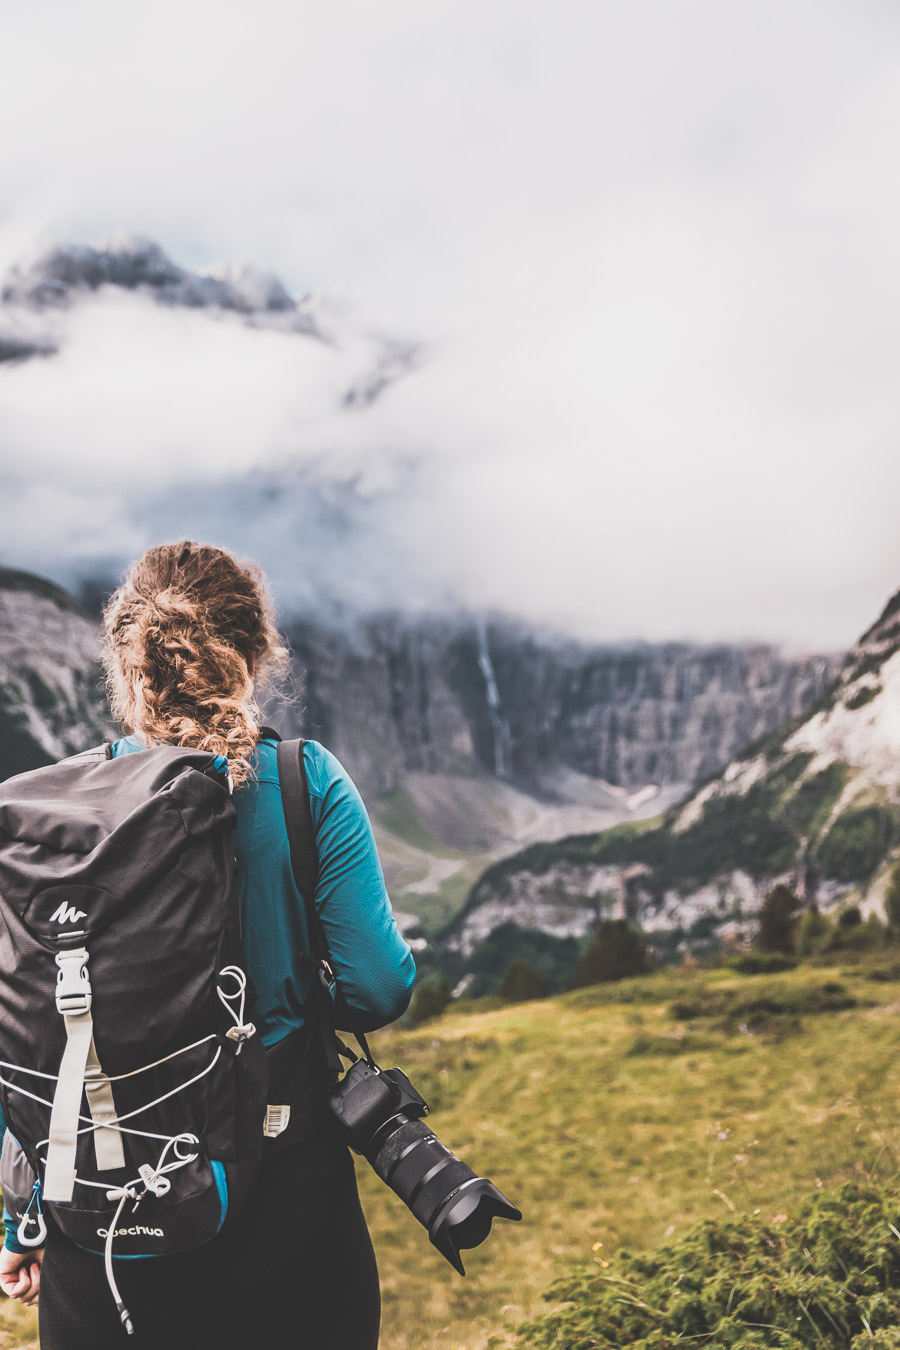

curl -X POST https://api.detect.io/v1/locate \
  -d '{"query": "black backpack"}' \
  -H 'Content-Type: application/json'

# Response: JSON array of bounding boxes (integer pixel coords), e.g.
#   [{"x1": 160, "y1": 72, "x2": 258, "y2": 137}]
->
[{"x1": 0, "y1": 735, "x2": 335, "y2": 1333}]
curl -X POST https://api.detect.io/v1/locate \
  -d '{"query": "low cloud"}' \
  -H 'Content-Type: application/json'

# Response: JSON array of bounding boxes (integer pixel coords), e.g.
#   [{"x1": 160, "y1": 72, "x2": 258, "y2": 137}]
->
[{"x1": 1, "y1": 0, "x2": 900, "y2": 648}]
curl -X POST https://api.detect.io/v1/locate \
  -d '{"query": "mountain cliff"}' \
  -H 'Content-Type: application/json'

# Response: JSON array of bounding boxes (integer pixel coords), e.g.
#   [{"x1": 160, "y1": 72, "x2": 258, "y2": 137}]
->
[
  {"x1": 451, "y1": 588, "x2": 900, "y2": 956},
  {"x1": 270, "y1": 614, "x2": 839, "y2": 797},
  {"x1": 264, "y1": 614, "x2": 839, "y2": 930},
  {"x1": 0, "y1": 568, "x2": 841, "y2": 933},
  {"x1": 0, "y1": 568, "x2": 111, "y2": 776}
]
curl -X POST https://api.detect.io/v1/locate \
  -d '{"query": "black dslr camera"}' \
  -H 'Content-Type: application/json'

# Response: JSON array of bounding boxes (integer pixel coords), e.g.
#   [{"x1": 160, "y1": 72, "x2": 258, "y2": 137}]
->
[{"x1": 329, "y1": 1058, "x2": 521, "y2": 1273}]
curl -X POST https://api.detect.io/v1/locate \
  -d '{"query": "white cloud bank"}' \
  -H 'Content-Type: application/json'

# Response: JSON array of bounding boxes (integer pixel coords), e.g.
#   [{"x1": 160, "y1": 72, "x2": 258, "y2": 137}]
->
[{"x1": 1, "y1": 0, "x2": 900, "y2": 648}]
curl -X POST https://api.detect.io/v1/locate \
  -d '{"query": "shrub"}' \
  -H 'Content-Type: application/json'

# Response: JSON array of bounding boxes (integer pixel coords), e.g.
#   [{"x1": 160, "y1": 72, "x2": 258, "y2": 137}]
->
[
  {"x1": 756, "y1": 883, "x2": 801, "y2": 954},
  {"x1": 796, "y1": 905, "x2": 833, "y2": 956},
  {"x1": 497, "y1": 960, "x2": 549, "y2": 1003},
  {"x1": 661, "y1": 784, "x2": 798, "y2": 887},
  {"x1": 670, "y1": 977, "x2": 858, "y2": 1028},
  {"x1": 782, "y1": 762, "x2": 849, "y2": 839},
  {"x1": 816, "y1": 805, "x2": 896, "y2": 883},
  {"x1": 405, "y1": 975, "x2": 451, "y2": 1025},
  {"x1": 567, "y1": 920, "x2": 655, "y2": 988},
  {"x1": 846, "y1": 684, "x2": 881, "y2": 711},
  {"x1": 513, "y1": 1177, "x2": 900, "y2": 1349},
  {"x1": 727, "y1": 951, "x2": 798, "y2": 974},
  {"x1": 885, "y1": 860, "x2": 900, "y2": 934},
  {"x1": 820, "y1": 912, "x2": 888, "y2": 956},
  {"x1": 625, "y1": 1032, "x2": 692, "y2": 1057},
  {"x1": 465, "y1": 923, "x2": 580, "y2": 998}
]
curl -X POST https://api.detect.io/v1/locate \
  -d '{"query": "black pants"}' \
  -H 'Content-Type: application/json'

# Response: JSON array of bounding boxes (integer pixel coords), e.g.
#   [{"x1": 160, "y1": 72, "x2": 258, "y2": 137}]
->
[{"x1": 38, "y1": 1146, "x2": 380, "y2": 1350}]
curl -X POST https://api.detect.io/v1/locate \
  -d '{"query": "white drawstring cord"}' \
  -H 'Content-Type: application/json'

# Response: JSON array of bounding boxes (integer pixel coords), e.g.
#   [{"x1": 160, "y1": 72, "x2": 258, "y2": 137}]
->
[
  {"x1": 0, "y1": 1033, "x2": 216, "y2": 1086},
  {"x1": 98, "y1": 1035, "x2": 217, "y2": 1082},
  {"x1": 217, "y1": 966, "x2": 256, "y2": 1051},
  {"x1": 70, "y1": 1046, "x2": 223, "y2": 1137},
  {"x1": 77, "y1": 1132, "x2": 199, "y2": 1197},
  {"x1": 103, "y1": 1188, "x2": 136, "y2": 1334},
  {"x1": 2, "y1": 1043, "x2": 222, "y2": 1153},
  {"x1": 1, "y1": 968, "x2": 251, "y2": 1335},
  {"x1": 16, "y1": 1182, "x2": 47, "y2": 1248},
  {"x1": 0, "y1": 1076, "x2": 211, "y2": 1149},
  {"x1": 24, "y1": 1043, "x2": 223, "y2": 1152},
  {"x1": 98, "y1": 1133, "x2": 200, "y2": 1338}
]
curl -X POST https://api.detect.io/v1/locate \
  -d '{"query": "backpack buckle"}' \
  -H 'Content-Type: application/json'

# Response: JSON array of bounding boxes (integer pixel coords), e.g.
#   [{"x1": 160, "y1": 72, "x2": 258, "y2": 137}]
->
[{"x1": 55, "y1": 948, "x2": 92, "y2": 1015}]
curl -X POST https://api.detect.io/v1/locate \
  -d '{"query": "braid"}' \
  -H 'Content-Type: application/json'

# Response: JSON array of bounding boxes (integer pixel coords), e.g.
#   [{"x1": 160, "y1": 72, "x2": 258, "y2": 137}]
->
[{"x1": 102, "y1": 541, "x2": 287, "y2": 786}]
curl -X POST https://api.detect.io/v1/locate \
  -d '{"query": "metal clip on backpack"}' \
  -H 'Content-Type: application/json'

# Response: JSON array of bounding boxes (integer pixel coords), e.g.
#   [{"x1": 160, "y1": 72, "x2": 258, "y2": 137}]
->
[{"x1": 0, "y1": 743, "x2": 269, "y2": 1334}]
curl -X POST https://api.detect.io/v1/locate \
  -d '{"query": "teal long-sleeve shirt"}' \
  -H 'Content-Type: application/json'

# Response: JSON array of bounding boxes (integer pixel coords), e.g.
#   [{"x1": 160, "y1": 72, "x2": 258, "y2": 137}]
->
[{"x1": 2, "y1": 734, "x2": 415, "y2": 1250}]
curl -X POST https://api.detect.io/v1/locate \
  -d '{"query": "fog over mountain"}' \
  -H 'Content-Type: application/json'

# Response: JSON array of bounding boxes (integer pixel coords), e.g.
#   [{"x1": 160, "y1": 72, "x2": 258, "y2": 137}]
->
[
  {"x1": 2, "y1": 1, "x2": 900, "y2": 648},
  {"x1": 0, "y1": 229, "x2": 892, "y2": 652}
]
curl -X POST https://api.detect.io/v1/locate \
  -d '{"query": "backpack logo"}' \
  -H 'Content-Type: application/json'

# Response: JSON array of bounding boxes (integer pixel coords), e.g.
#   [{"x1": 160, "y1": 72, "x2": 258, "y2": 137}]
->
[{"x1": 49, "y1": 901, "x2": 87, "y2": 925}]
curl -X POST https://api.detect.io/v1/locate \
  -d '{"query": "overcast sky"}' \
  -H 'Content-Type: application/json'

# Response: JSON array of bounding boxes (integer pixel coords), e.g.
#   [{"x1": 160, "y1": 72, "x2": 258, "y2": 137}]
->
[{"x1": 1, "y1": 0, "x2": 900, "y2": 649}]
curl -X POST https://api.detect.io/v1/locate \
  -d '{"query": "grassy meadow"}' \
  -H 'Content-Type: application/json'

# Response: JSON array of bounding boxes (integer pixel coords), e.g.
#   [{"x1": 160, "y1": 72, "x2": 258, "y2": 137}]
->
[
  {"x1": 366, "y1": 958, "x2": 900, "y2": 1349},
  {"x1": 4, "y1": 957, "x2": 900, "y2": 1347}
]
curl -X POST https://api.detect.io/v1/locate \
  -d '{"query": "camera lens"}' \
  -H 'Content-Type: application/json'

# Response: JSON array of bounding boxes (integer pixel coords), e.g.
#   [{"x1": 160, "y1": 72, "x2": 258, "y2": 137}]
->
[{"x1": 369, "y1": 1117, "x2": 521, "y2": 1273}]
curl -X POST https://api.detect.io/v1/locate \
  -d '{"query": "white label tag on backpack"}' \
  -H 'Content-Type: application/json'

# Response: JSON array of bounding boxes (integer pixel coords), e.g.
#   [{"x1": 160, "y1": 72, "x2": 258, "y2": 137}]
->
[{"x1": 263, "y1": 1105, "x2": 291, "y2": 1138}]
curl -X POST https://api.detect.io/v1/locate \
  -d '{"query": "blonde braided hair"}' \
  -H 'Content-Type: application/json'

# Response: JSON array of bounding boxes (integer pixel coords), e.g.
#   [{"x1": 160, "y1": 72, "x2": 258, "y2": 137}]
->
[{"x1": 101, "y1": 541, "x2": 288, "y2": 786}]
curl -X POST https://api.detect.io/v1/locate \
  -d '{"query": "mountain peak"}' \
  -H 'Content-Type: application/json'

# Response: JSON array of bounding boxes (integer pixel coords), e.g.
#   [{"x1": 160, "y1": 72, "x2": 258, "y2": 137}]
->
[
  {"x1": 0, "y1": 236, "x2": 317, "y2": 333},
  {"x1": 855, "y1": 586, "x2": 900, "y2": 662}
]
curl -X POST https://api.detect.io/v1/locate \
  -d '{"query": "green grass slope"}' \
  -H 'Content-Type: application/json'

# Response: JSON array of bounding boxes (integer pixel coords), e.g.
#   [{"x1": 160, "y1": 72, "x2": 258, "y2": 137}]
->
[
  {"x1": 359, "y1": 959, "x2": 900, "y2": 1350},
  {"x1": 4, "y1": 962, "x2": 900, "y2": 1349}
]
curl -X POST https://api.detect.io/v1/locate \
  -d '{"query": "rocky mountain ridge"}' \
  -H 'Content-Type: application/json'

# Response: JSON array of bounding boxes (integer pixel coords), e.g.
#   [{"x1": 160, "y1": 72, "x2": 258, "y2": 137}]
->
[
  {"x1": 0, "y1": 235, "x2": 317, "y2": 363},
  {"x1": 0, "y1": 568, "x2": 112, "y2": 775},
  {"x1": 271, "y1": 614, "x2": 840, "y2": 796},
  {"x1": 0, "y1": 568, "x2": 842, "y2": 933},
  {"x1": 451, "y1": 586, "x2": 900, "y2": 957}
]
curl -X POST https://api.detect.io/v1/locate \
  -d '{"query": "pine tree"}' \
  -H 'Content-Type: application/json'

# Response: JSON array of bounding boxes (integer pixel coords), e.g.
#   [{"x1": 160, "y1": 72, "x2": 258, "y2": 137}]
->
[
  {"x1": 756, "y1": 883, "x2": 801, "y2": 954},
  {"x1": 498, "y1": 960, "x2": 549, "y2": 1003},
  {"x1": 567, "y1": 920, "x2": 655, "y2": 988},
  {"x1": 406, "y1": 975, "x2": 451, "y2": 1025}
]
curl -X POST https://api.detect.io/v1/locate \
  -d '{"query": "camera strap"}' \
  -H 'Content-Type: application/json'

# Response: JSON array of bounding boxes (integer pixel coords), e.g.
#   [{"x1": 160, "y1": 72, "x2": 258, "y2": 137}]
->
[{"x1": 275, "y1": 735, "x2": 377, "y2": 1069}]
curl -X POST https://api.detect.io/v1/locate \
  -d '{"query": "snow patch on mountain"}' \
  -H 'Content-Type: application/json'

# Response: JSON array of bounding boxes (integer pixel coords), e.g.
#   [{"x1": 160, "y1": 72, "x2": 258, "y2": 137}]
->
[{"x1": 788, "y1": 648, "x2": 900, "y2": 785}]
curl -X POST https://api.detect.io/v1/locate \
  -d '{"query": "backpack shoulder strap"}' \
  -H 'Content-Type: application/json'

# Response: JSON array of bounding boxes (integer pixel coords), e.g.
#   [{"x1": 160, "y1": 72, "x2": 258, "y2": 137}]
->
[
  {"x1": 275, "y1": 737, "x2": 321, "y2": 943},
  {"x1": 275, "y1": 736, "x2": 375, "y2": 1067},
  {"x1": 59, "y1": 742, "x2": 113, "y2": 766}
]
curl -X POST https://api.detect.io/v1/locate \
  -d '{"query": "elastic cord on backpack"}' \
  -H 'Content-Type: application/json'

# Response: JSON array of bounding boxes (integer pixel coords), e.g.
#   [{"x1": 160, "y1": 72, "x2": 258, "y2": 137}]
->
[
  {"x1": 100, "y1": 1134, "x2": 199, "y2": 1337},
  {"x1": 16, "y1": 1181, "x2": 47, "y2": 1248},
  {"x1": 103, "y1": 1189, "x2": 136, "y2": 1336},
  {"x1": 217, "y1": 966, "x2": 257, "y2": 1053}
]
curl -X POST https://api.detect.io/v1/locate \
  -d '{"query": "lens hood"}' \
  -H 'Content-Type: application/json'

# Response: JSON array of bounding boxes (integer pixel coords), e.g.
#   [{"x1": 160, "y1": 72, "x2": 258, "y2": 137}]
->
[{"x1": 429, "y1": 1177, "x2": 522, "y2": 1274}]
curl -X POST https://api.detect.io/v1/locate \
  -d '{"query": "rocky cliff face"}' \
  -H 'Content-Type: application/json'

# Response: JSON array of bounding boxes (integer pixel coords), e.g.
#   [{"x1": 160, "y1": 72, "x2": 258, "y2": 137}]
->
[
  {"x1": 0, "y1": 569, "x2": 111, "y2": 778},
  {"x1": 269, "y1": 615, "x2": 840, "y2": 798},
  {"x1": 0, "y1": 573, "x2": 838, "y2": 800},
  {"x1": 452, "y1": 588, "x2": 900, "y2": 957},
  {"x1": 0, "y1": 568, "x2": 842, "y2": 936}
]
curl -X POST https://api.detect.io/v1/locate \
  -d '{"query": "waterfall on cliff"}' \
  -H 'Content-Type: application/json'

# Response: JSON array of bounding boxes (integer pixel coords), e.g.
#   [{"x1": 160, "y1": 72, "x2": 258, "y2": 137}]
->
[{"x1": 476, "y1": 619, "x2": 512, "y2": 779}]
